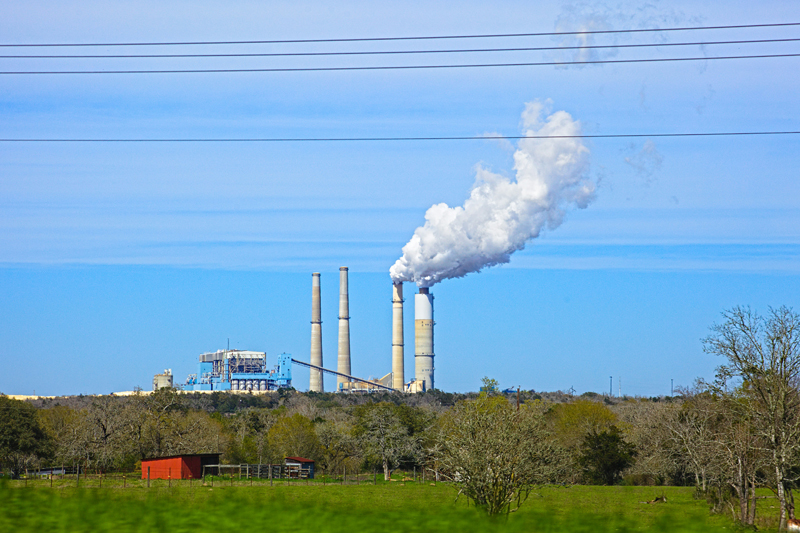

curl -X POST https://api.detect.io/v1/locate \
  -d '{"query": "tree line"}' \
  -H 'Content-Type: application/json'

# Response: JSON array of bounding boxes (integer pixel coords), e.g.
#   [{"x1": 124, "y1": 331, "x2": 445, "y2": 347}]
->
[{"x1": 1, "y1": 306, "x2": 798, "y2": 527}]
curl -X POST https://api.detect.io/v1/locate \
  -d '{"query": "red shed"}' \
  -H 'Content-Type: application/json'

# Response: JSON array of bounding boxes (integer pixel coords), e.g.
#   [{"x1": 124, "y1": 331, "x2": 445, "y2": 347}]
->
[{"x1": 141, "y1": 453, "x2": 220, "y2": 480}]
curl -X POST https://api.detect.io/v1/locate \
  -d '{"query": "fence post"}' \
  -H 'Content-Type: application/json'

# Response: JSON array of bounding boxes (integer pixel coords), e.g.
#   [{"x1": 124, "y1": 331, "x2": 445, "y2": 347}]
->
[
  {"x1": 269, "y1": 464, "x2": 273, "y2": 487},
  {"x1": 168, "y1": 468, "x2": 171, "y2": 488},
  {"x1": 124, "y1": 475, "x2": 126, "y2": 489},
  {"x1": 374, "y1": 468, "x2": 377, "y2": 485},
  {"x1": 147, "y1": 466, "x2": 150, "y2": 488}
]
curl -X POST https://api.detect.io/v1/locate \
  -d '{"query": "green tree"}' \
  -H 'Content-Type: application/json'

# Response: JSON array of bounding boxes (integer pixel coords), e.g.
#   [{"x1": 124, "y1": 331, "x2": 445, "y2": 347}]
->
[
  {"x1": 267, "y1": 413, "x2": 321, "y2": 461},
  {"x1": 434, "y1": 395, "x2": 566, "y2": 516},
  {"x1": 0, "y1": 397, "x2": 52, "y2": 477},
  {"x1": 479, "y1": 377, "x2": 499, "y2": 394},
  {"x1": 578, "y1": 425, "x2": 637, "y2": 485},
  {"x1": 226, "y1": 408, "x2": 275, "y2": 464},
  {"x1": 551, "y1": 398, "x2": 618, "y2": 451},
  {"x1": 355, "y1": 403, "x2": 422, "y2": 480},
  {"x1": 316, "y1": 418, "x2": 358, "y2": 474},
  {"x1": 38, "y1": 405, "x2": 85, "y2": 468}
]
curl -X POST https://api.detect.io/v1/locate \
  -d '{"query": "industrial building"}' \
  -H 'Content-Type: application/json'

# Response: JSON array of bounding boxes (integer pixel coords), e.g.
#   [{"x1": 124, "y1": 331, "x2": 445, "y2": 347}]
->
[
  {"x1": 152, "y1": 369, "x2": 173, "y2": 390},
  {"x1": 183, "y1": 351, "x2": 292, "y2": 391}
]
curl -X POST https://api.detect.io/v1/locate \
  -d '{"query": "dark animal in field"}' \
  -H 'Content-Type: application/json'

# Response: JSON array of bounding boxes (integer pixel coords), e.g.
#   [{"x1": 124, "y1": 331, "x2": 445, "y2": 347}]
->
[{"x1": 639, "y1": 495, "x2": 667, "y2": 505}]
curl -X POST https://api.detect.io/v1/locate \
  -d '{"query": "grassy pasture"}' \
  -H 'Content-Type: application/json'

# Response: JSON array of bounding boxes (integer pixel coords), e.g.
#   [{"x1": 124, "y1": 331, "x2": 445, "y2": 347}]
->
[{"x1": 0, "y1": 478, "x2": 773, "y2": 532}]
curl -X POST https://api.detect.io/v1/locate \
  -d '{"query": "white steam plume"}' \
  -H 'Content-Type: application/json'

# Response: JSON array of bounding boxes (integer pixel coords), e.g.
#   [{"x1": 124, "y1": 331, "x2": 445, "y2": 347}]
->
[{"x1": 390, "y1": 100, "x2": 595, "y2": 288}]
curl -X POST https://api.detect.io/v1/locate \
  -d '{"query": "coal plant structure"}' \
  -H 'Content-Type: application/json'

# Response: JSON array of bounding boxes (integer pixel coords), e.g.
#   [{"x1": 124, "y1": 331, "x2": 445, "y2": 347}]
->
[
  {"x1": 414, "y1": 287, "x2": 435, "y2": 391},
  {"x1": 302, "y1": 270, "x2": 436, "y2": 394},
  {"x1": 309, "y1": 272, "x2": 324, "y2": 392},
  {"x1": 165, "y1": 268, "x2": 439, "y2": 395},
  {"x1": 391, "y1": 282, "x2": 405, "y2": 390},
  {"x1": 184, "y1": 351, "x2": 292, "y2": 391},
  {"x1": 337, "y1": 267, "x2": 351, "y2": 389}
]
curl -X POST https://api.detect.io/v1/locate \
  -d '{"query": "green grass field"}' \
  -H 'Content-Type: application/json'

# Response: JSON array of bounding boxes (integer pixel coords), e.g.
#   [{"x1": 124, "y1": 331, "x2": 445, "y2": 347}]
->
[{"x1": 0, "y1": 477, "x2": 777, "y2": 532}]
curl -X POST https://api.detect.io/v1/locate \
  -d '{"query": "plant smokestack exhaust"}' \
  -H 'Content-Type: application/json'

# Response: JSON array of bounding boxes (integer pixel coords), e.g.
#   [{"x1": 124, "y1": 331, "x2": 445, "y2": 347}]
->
[{"x1": 390, "y1": 100, "x2": 594, "y2": 288}]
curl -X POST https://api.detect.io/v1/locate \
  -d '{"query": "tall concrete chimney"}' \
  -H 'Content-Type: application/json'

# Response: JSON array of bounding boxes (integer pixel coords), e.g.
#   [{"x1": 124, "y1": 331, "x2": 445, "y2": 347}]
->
[
  {"x1": 309, "y1": 272, "x2": 324, "y2": 392},
  {"x1": 337, "y1": 267, "x2": 351, "y2": 389},
  {"x1": 415, "y1": 287, "x2": 434, "y2": 391},
  {"x1": 392, "y1": 282, "x2": 404, "y2": 390}
]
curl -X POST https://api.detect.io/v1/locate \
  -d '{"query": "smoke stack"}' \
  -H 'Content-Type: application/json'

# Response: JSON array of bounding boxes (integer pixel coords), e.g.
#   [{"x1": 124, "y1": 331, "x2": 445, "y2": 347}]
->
[
  {"x1": 392, "y1": 282, "x2": 404, "y2": 390},
  {"x1": 337, "y1": 267, "x2": 351, "y2": 389},
  {"x1": 309, "y1": 272, "x2": 324, "y2": 392},
  {"x1": 415, "y1": 287, "x2": 434, "y2": 391}
]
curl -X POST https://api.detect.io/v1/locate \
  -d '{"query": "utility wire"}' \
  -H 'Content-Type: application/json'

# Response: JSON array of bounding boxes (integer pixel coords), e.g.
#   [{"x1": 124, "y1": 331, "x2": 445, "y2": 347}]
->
[
  {"x1": 2, "y1": 37, "x2": 798, "y2": 59},
  {"x1": 2, "y1": 132, "x2": 798, "y2": 142},
  {"x1": 1, "y1": 22, "x2": 798, "y2": 47},
  {"x1": 2, "y1": 53, "x2": 798, "y2": 74}
]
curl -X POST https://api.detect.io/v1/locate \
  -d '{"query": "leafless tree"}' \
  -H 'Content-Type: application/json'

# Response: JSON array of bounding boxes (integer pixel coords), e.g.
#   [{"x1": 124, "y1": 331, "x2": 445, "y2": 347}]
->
[
  {"x1": 704, "y1": 306, "x2": 800, "y2": 530},
  {"x1": 434, "y1": 395, "x2": 567, "y2": 516}
]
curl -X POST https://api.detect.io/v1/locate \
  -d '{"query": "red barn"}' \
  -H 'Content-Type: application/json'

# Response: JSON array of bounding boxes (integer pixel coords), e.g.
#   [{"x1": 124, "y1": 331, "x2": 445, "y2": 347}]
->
[{"x1": 141, "y1": 453, "x2": 220, "y2": 480}]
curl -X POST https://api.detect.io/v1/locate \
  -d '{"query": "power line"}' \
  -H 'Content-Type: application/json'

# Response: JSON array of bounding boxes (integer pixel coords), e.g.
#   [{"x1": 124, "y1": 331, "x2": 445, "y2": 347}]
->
[
  {"x1": 2, "y1": 53, "x2": 798, "y2": 74},
  {"x1": 2, "y1": 37, "x2": 798, "y2": 59},
  {"x1": 2, "y1": 131, "x2": 798, "y2": 142},
  {"x1": 1, "y1": 22, "x2": 798, "y2": 48}
]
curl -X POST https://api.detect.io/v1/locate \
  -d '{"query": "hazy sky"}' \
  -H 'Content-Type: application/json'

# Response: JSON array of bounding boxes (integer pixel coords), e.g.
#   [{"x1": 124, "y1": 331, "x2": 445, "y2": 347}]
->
[{"x1": 1, "y1": 1, "x2": 798, "y2": 396}]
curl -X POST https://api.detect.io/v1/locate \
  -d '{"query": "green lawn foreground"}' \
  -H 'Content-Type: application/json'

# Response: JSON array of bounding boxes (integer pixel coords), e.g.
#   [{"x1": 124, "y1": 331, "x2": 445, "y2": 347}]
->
[{"x1": 0, "y1": 480, "x2": 760, "y2": 533}]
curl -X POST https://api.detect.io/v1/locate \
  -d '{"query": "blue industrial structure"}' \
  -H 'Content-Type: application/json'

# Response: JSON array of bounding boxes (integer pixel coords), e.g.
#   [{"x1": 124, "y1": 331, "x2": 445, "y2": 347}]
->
[{"x1": 184, "y1": 350, "x2": 292, "y2": 391}]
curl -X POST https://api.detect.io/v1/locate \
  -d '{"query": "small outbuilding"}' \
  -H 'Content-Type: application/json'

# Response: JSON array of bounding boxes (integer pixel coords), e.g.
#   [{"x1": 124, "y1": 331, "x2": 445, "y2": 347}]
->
[
  {"x1": 141, "y1": 453, "x2": 221, "y2": 480},
  {"x1": 284, "y1": 456, "x2": 315, "y2": 479}
]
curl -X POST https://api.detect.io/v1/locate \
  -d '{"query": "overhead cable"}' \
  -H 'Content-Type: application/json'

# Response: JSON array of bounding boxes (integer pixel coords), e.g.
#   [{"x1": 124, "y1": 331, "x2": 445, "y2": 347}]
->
[
  {"x1": 2, "y1": 131, "x2": 799, "y2": 142},
  {"x1": 1, "y1": 22, "x2": 798, "y2": 48},
  {"x1": 2, "y1": 37, "x2": 798, "y2": 59},
  {"x1": 2, "y1": 53, "x2": 798, "y2": 74}
]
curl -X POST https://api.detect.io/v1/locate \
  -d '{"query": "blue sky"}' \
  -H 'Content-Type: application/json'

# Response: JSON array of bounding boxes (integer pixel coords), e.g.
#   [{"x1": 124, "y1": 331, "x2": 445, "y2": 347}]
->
[{"x1": 1, "y1": 1, "x2": 798, "y2": 395}]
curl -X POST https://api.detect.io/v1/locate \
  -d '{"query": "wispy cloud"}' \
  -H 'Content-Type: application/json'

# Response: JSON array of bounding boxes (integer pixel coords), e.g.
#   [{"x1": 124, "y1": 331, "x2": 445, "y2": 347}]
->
[
  {"x1": 550, "y1": 1, "x2": 699, "y2": 68},
  {"x1": 624, "y1": 140, "x2": 663, "y2": 184}
]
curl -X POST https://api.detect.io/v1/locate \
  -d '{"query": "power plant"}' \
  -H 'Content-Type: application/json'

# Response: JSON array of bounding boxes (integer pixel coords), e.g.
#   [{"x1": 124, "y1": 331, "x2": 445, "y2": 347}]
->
[
  {"x1": 166, "y1": 267, "x2": 436, "y2": 394},
  {"x1": 184, "y1": 351, "x2": 293, "y2": 391}
]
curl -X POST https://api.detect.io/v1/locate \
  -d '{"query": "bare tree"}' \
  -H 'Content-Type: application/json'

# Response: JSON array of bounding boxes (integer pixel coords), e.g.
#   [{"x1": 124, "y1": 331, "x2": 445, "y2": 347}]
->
[
  {"x1": 660, "y1": 389, "x2": 721, "y2": 491},
  {"x1": 613, "y1": 400, "x2": 681, "y2": 485},
  {"x1": 434, "y1": 396, "x2": 566, "y2": 516},
  {"x1": 704, "y1": 306, "x2": 800, "y2": 530},
  {"x1": 713, "y1": 397, "x2": 765, "y2": 526}
]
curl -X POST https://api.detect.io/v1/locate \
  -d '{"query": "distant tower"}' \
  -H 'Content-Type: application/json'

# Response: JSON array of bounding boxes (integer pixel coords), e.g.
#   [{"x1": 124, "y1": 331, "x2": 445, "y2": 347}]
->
[
  {"x1": 337, "y1": 267, "x2": 351, "y2": 389},
  {"x1": 415, "y1": 287, "x2": 434, "y2": 391},
  {"x1": 392, "y1": 282, "x2": 405, "y2": 390},
  {"x1": 309, "y1": 272, "x2": 324, "y2": 392}
]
